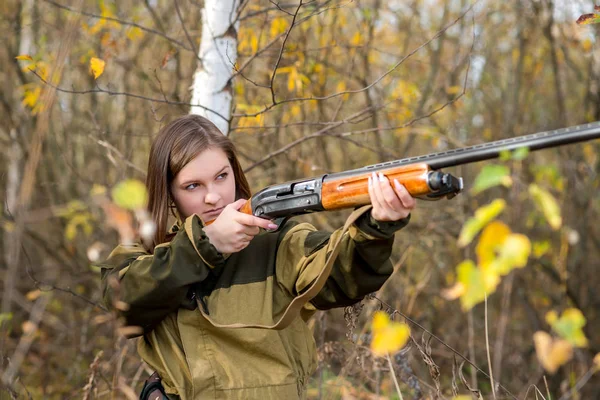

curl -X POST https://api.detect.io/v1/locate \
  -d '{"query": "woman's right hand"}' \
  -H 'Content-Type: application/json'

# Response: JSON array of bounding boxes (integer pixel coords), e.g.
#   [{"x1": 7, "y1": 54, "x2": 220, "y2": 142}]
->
[{"x1": 202, "y1": 199, "x2": 278, "y2": 253}]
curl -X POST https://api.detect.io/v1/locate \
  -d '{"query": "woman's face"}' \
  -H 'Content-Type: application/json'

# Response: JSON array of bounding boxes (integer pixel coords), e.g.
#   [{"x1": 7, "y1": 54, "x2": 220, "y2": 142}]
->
[{"x1": 170, "y1": 147, "x2": 236, "y2": 221}]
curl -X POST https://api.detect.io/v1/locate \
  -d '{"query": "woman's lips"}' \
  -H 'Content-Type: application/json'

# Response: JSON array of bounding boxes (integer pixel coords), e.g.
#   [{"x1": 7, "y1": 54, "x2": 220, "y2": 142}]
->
[{"x1": 204, "y1": 207, "x2": 224, "y2": 218}]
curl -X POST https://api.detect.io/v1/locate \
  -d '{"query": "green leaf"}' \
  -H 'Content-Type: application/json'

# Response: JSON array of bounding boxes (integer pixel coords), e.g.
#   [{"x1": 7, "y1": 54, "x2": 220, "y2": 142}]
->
[
  {"x1": 111, "y1": 179, "x2": 148, "y2": 210},
  {"x1": 532, "y1": 240, "x2": 551, "y2": 258},
  {"x1": 529, "y1": 184, "x2": 562, "y2": 230},
  {"x1": 547, "y1": 308, "x2": 588, "y2": 347},
  {"x1": 0, "y1": 312, "x2": 13, "y2": 324},
  {"x1": 471, "y1": 165, "x2": 512, "y2": 195},
  {"x1": 512, "y1": 147, "x2": 530, "y2": 160},
  {"x1": 458, "y1": 199, "x2": 506, "y2": 247},
  {"x1": 499, "y1": 150, "x2": 512, "y2": 161}
]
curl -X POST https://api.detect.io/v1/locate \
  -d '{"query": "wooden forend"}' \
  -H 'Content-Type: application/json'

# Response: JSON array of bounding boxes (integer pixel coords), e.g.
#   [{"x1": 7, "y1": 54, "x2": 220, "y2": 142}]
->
[{"x1": 321, "y1": 163, "x2": 432, "y2": 211}]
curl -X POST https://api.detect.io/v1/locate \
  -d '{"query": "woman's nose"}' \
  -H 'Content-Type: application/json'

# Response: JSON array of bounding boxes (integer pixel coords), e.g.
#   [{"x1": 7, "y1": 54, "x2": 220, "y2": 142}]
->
[{"x1": 204, "y1": 190, "x2": 221, "y2": 205}]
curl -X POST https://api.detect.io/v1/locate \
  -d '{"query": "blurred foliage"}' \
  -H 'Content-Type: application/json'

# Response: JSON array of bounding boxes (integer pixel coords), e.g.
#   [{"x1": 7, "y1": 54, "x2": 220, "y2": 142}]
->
[{"x1": 1, "y1": 0, "x2": 599, "y2": 398}]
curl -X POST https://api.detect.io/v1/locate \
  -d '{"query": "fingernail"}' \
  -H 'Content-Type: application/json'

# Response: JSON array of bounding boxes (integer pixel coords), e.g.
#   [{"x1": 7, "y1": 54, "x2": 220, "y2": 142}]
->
[
  {"x1": 378, "y1": 172, "x2": 386, "y2": 182},
  {"x1": 394, "y1": 179, "x2": 402, "y2": 188},
  {"x1": 368, "y1": 176, "x2": 372, "y2": 187},
  {"x1": 268, "y1": 223, "x2": 278, "y2": 230},
  {"x1": 372, "y1": 172, "x2": 377, "y2": 181}
]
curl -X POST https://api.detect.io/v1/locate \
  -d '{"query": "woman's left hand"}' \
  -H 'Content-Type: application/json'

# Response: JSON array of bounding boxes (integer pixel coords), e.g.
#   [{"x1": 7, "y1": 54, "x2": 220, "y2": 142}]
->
[{"x1": 368, "y1": 172, "x2": 416, "y2": 221}]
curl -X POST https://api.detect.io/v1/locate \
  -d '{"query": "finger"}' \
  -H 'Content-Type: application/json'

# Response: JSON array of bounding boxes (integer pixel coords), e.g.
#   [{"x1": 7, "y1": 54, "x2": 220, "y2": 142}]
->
[
  {"x1": 234, "y1": 242, "x2": 249, "y2": 252},
  {"x1": 393, "y1": 179, "x2": 416, "y2": 209},
  {"x1": 371, "y1": 172, "x2": 388, "y2": 212},
  {"x1": 378, "y1": 172, "x2": 403, "y2": 211},
  {"x1": 241, "y1": 225, "x2": 260, "y2": 237},
  {"x1": 239, "y1": 232, "x2": 253, "y2": 242},
  {"x1": 229, "y1": 198, "x2": 247, "y2": 211},
  {"x1": 368, "y1": 173, "x2": 384, "y2": 212},
  {"x1": 237, "y1": 213, "x2": 277, "y2": 230}
]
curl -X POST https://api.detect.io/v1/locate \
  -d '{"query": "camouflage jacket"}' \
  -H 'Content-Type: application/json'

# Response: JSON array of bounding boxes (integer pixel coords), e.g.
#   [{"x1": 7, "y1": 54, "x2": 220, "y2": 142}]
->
[{"x1": 99, "y1": 211, "x2": 409, "y2": 399}]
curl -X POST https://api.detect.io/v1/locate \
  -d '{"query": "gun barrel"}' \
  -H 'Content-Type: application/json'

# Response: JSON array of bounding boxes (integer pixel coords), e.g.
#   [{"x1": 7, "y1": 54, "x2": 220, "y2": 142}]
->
[{"x1": 327, "y1": 121, "x2": 600, "y2": 181}]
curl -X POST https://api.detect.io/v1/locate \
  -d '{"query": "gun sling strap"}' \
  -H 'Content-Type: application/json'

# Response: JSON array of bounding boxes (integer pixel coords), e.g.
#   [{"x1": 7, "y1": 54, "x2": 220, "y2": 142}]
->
[{"x1": 196, "y1": 204, "x2": 373, "y2": 330}]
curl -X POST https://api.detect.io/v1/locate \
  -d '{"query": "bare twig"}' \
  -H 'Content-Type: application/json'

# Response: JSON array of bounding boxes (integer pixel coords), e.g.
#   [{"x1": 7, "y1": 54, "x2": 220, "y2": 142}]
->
[
  {"x1": 268, "y1": 0, "x2": 304, "y2": 104},
  {"x1": 484, "y1": 293, "x2": 497, "y2": 399},
  {"x1": 83, "y1": 350, "x2": 104, "y2": 400},
  {"x1": 558, "y1": 367, "x2": 597, "y2": 400},
  {"x1": 173, "y1": 0, "x2": 197, "y2": 54},
  {"x1": 387, "y1": 353, "x2": 404, "y2": 400},
  {"x1": 94, "y1": 137, "x2": 146, "y2": 175}
]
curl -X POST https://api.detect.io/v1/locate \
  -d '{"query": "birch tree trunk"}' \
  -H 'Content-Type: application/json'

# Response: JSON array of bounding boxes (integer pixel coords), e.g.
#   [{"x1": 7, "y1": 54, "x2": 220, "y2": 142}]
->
[
  {"x1": 1, "y1": 0, "x2": 33, "y2": 363},
  {"x1": 190, "y1": 0, "x2": 241, "y2": 136}
]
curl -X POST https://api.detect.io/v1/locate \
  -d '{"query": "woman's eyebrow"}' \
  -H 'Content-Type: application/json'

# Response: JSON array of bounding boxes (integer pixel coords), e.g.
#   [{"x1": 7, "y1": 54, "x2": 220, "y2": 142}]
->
[
  {"x1": 179, "y1": 165, "x2": 230, "y2": 186},
  {"x1": 213, "y1": 165, "x2": 229, "y2": 177}
]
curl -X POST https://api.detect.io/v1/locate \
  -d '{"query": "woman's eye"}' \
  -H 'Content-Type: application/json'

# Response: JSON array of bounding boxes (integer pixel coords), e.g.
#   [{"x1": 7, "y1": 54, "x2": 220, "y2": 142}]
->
[
  {"x1": 216, "y1": 172, "x2": 228, "y2": 180},
  {"x1": 185, "y1": 183, "x2": 199, "y2": 190}
]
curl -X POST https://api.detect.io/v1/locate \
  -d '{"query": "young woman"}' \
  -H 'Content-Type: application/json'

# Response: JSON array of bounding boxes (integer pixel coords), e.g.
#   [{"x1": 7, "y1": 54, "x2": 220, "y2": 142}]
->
[{"x1": 100, "y1": 114, "x2": 416, "y2": 399}]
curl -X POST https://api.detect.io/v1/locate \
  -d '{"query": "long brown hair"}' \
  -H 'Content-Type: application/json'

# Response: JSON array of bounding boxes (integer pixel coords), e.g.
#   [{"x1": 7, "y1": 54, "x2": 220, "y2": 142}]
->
[{"x1": 145, "y1": 115, "x2": 251, "y2": 251}]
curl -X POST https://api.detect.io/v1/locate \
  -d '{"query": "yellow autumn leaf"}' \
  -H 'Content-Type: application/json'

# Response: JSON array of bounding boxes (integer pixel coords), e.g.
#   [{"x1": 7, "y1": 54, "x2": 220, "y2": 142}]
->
[
  {"x1": 533, "y1": 331, "x2": 573, "y2": 374},
  {"x1": 25, "y1": 290, "x2": 42, "y2": 301},
  {"x1": 64, "y1": 214, "x2": 94, "y2": 242},
  {"x1": 476, "y1": 221, "x2": 511, "y2": 267},
  {"x1": 457, "y1": 199, "x2": 506, "y2": 247},
  {"x1": 90, "y1": 184, "x2": 107, "y2": 197},
  {"x1": 547, "y1": 308, "x2": 588, "y2": 347},
  {"x1": 491, "y1": 233, "x2": 531, "y2": 275},
  {"x1": 441, "y1": 282, "x2": 465, "y2": 301},
  {"x1": 270, "y1": 17, "x2": 288, "y2": 38},
  {"x1": 391, "y1": 80, "x2": 420, "y2": 103},
  {"x1": 22, "y1": 321, "x2": 37, "y2": 335},
  {"x1": 335, "y1": 81, "x2": 350, "y2": 100},
  {"x1": 446, "y1": 85, "x2": 462, "y2": 95},
  {"x1": 111, "y1": 179, "x2": 148, "y2": 210},
  {"x1": 370, "y1": 311, "x2": 410, "y2": 357},
  {"x1": 90, "y1": 57, "x2": 106, "y2": 79},
  {"x1": 593, "y1": 353, "x2": 600, "y2": 372},
  {"x1": 453, "y1": 259, "x2": 500, "y2": 310},
  {"x1": 532, "y1": 240, "x2": 551, "y2": 258},
  {"x1": 529, "y1": 184, "x2": 562, "y2": 230},
  {"x1": 126, "y1": 27, "x2": 143, "y2": 41},
  {"x1": 372, "y1": 311, "x2": 390, "y2": 331},
  {"x1": 3, "y1": 221, "x2": 15, "y2": 232},
  {"x1": 250, "y1": 34, "x2": 259, "y2": 54},
  {"x1": 16, "y1": 54, "x2": 33, "y2": 61},
  {"x1": 22, "y1": 85, "x2": 42, "y2": 111}
]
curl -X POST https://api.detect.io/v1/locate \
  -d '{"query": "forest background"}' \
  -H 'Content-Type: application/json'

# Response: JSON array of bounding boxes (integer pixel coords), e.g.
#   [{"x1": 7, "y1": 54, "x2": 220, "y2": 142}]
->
[{"x1": 1, "y1": 0, "x2": 599, "y2": 399}]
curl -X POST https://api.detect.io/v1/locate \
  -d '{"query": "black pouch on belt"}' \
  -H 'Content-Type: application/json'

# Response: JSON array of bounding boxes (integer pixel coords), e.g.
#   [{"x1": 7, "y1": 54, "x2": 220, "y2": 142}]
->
[{"x1": 139, "y1": 372, "x2": 168, "y2": 400}]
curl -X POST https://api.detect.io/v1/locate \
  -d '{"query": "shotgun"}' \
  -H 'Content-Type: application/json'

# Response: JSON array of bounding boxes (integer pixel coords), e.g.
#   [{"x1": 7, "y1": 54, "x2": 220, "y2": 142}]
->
[{"x1": 238, "y1": 122, "x2": 600, "y2": 223}]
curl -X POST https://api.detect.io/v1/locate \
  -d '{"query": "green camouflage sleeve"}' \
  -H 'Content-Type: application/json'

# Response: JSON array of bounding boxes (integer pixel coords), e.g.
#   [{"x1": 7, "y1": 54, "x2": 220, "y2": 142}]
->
[
  {"x1": 275, "y1": 211, "x2": 410, "y2": 310},
  {"x1": 98, "y1": 214, "x2": 224, "y2": 335}
]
